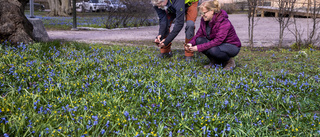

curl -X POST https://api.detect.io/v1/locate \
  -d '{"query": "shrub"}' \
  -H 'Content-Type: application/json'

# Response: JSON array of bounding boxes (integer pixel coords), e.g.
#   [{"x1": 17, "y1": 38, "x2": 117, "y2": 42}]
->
[{"x1": 221, "y1": 3, "x2": 235, "y2": 14}]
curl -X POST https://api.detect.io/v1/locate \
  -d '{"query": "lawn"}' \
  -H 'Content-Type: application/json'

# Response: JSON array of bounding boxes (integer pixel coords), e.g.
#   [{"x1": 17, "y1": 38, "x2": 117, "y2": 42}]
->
[{"x1": 1, "y1": 40, "x2": 319, "y2": 136}]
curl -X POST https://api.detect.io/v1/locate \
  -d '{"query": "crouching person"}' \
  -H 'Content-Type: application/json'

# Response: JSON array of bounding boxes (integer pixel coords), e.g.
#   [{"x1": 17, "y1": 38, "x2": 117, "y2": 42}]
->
[
  {"x1": 151, "y1": 0, "x2": 199, "y2": 60},
  {"x1": 187, "y1": 0, "x2": 241, "y2": 70}
]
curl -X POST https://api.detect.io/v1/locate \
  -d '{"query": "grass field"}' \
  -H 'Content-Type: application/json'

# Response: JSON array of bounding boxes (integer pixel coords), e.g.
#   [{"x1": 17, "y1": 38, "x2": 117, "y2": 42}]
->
[{"x1": 1, "y1": 40, "x2": 319, "y2": 136}]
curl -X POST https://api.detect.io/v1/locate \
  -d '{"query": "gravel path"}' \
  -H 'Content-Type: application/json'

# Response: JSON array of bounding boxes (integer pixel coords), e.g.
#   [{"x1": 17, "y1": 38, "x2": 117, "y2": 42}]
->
[{"x1": 47, "y1": 14, "x2": 318, "y2": 47}]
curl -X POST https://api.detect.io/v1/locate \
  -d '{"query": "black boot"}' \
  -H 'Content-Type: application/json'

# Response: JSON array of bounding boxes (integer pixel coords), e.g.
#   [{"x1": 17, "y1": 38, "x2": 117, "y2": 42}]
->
[
  {"x1": 158, "y1": 52, "x2": 173, "y2": 58},
  {"x1": 204, "y1": 57, "x2": 216, "y2": 69}
]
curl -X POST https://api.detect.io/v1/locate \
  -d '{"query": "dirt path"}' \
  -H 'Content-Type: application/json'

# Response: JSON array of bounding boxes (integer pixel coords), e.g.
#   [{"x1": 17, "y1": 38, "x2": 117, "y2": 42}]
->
[{"x1": 47, "y1": 14, "x2": 317, "y2": 47}]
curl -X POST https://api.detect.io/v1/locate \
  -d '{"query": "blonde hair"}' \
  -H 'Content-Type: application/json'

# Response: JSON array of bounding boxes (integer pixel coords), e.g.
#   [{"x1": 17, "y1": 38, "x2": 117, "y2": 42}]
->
[
  {"x1": 150, "y1": 0, "x2": 165, "y2": 6},
  {"x1": 199, "y1": 0, "x2": 221, "y2": 13}
]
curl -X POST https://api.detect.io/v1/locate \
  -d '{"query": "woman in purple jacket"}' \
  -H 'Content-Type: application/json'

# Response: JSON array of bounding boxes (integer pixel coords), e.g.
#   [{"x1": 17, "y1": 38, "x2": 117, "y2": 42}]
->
[{"x1": 187, "y1": 0, "x2": 241, "y2": 70}]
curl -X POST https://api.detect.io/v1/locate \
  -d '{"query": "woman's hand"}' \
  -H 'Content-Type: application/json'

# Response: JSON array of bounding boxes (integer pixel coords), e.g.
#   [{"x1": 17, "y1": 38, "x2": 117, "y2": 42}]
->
[
  {"x1": 189, "y1": 46, "x2": 198, "y2": 51},
  {"x1": 185, "y1": 43, "x2": 193, "y2": 51}
]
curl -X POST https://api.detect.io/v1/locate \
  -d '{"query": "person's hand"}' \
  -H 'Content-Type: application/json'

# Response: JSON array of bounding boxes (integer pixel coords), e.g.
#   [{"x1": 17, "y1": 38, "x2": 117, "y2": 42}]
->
[
  {"x1": 154, "y1": 35, "x2": 161, "y2": 46},
  {"x1": 154, "y1": 35, "x2": 166, "y2": 48},
  {"x1": 154, "y1": 35, "x2": 161, "y2": 43},
  {"x1": 184, "y1": 43, "x2": 192, "y2": 51},
  {"x1": 158, "y1": 38, "x2": 165, "y2": 48},
  {"x1": 189, "y1": 45, "x2": 198, "y2": 51}
]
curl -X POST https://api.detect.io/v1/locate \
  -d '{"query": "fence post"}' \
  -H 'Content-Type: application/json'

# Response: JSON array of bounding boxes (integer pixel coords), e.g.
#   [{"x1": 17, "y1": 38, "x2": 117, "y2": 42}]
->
[
  {"x1": 72, "y1": 0, "x2": 78, "y2": 30},
  {"x1": 30, "y1": 0, "x2": 35, "y2": 18}
]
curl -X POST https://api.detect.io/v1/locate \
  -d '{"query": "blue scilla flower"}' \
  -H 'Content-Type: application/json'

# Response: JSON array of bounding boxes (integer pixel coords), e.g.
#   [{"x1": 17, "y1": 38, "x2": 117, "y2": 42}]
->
[
  {"x1": 92, "y1": 115, "x2": 98, "y2": 120},
  {"x1": 105, "y1": 120, "x2": 110, "y2": 128},
  {"x1": 124, "y1": 111, "x2": 129, "y2": 118},
  {"x1": 214, "y1": 128, "x2": 218, "y2": 132},
  {"x1": 101, "y1": 129, "x2": 105, "y2": 135},
  {"x1": 38, "y1": 106, "x2": 43, "y2": 114},
  {"x1": 227, "y1": 126, "x2": 230, "y2": 131},
  {"x1": 93, "y1": 120, "x2": 98, "y2": 126},
  {"x1": 202, "y1": 126, "x2": 206, "y2": 134}
]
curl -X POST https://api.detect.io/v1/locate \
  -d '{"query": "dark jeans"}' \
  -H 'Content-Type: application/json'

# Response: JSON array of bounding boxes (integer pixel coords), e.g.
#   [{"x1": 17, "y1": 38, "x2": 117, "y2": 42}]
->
[{"x1": 196, "y1": 37, "x2": 240, "y2": 63}]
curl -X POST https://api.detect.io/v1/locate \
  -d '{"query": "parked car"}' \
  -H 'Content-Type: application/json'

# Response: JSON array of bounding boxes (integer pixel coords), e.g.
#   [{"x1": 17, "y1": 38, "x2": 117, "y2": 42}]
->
[
  {"x1": 104, "y1": 0, "x2": 127, "y2": 12},
  {"x1": 76, "y1": 0, "x2": 107, "y2": 12},
  {"x1": 25, "y1": 3, "x2": 45, "y2": 11},
  {"x1": 117, "y1": 2, "x2": 127, "y2": 11},
  {"x1": 104, "y1": 0, "x2": 116, "y2": 11}
]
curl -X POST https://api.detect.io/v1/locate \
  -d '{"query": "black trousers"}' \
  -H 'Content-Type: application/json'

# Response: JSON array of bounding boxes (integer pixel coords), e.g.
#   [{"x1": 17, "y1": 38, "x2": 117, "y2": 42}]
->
[{"x1": 196, "y1": 37, "x2": 240, "y2": 63}]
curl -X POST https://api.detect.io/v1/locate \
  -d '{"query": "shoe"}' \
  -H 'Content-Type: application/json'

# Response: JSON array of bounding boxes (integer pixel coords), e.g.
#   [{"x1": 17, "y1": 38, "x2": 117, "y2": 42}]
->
[
  {"x1": 204, "y1": 62, "x2": 214, "y2": 69},
  {"x1": 223, "y1": 58, "x2": 236, "y2": 70},
  {"x1": 204, "y1": 57, "x2": 216, "y2": 69},
  {"x1": 159, "y1": 52, "x2": 173, "y2": 58},
  {"x1": 185, "y1": 56, "x2": 193, "y2": 62}
]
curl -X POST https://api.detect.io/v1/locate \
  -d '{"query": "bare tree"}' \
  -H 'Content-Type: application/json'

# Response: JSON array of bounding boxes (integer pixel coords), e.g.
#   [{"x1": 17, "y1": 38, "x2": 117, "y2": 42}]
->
[
  {"x1": 47, "y1": 0, "x2": 71, "y2": 16},
  {"x1": 305, "y1": 0, "x2": 320, "y2": 46},
  {"x1": 247, "y1": 0, "x2": 258, "y2": 48},
  {"x1": 288, "y1": 17, "x2": 303, "y2": 49},
  {"x1": 275, "y1": 0, "x2": 296, "y2": 48},
  {"x1": 288, "y1": 0, "x2": 320, "y2": 49}
]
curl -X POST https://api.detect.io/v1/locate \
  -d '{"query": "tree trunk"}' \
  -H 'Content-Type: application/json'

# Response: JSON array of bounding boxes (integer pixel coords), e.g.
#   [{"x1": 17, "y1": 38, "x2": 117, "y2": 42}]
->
[
  {"x1": 0, "y1": 0, "x2": 34, "y2": 45},
  {"x1": 247, "y1": 0, "x2": 257, "y2": 48},
  {"x1": 275, "y1": 0, "x2": 296, "y2": 48},
  {"x1": 47, "y1": 0, "x2": 71, "y2": 16},
  {"x1": 306, "y1": 0, "x2": 320, "y2": 46}
]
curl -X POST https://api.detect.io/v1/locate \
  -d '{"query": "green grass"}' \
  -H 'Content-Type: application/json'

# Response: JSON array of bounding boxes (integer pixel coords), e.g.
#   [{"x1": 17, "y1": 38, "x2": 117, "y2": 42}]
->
[{"x1": 1, "y1": 41, "x2": 320, "y2": 136}]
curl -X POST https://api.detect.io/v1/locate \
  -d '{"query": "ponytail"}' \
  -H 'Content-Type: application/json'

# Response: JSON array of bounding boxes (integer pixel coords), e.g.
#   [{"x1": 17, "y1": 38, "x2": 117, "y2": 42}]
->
[{"x1": 199, "y1": 0, "x2": 221, "y2": 13}]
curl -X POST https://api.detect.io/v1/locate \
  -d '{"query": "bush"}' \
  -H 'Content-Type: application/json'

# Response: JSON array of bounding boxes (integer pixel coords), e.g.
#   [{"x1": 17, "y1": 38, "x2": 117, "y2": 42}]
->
[
  {"x1": 235, "y1": 2, "x2": 247, "y2": 11},
  {"x1": 103, "y1": 0, "x2": 157, "y2": 29},
  {"x1": 221, "y1": 3, "x2": 236, "y2": 14}
]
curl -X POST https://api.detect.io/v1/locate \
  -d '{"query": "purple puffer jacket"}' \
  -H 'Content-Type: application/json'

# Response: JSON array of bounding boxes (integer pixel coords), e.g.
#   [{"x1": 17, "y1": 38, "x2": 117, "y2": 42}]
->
[{"x1": 189, "y1": 10, "x2": 241, "y2": 52}]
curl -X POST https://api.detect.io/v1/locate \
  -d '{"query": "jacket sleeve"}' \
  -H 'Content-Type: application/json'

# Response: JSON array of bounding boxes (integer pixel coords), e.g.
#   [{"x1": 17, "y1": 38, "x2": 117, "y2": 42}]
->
[
  {"x1": 197, "y1": 19, "x2": 231, "y2": 52},
  {"x1": 163, "y1": 1, "x2": 185, "y2": 46},
  {"x1": 189, "y1": 19, "x2": 205, "y2": 46},
  {"x1": 154, "y1": 6, "x2": 169, "y2": 38}
]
